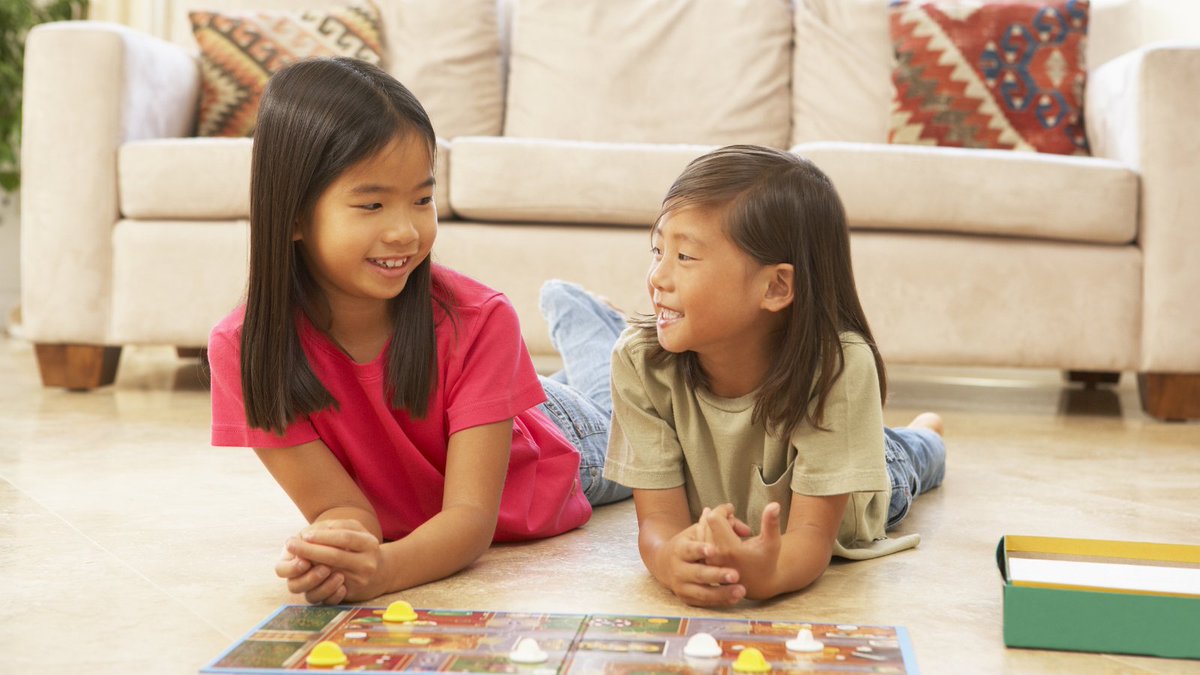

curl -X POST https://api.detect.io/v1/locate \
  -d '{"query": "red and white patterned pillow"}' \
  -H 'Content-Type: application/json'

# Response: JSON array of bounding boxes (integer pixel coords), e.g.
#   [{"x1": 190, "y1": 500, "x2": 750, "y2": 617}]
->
[
  {"x1": 888, "y1": 0, "x2": 1090, "y2": 155},
  {"x1": 189, "y1": 3, "x2": 385, "y2": 137}
]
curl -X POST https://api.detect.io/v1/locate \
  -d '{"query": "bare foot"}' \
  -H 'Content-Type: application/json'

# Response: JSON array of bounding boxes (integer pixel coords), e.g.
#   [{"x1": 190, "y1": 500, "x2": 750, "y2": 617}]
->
[{"x1": 908, "y1": 412, "x2": 944, "y2": 437}]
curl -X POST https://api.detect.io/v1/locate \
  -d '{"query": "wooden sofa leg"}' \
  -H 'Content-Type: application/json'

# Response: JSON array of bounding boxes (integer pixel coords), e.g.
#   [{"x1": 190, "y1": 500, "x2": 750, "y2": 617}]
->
[
  {"x1": 34, "y1": 344, "x2": 122, "y2": 390},
  {"x1": 1138, "y1": 373, "x2": 1200, "y2": 421},
  {"x1": 1065, "y1": 371, "x2": 1121, "y2": 389}
]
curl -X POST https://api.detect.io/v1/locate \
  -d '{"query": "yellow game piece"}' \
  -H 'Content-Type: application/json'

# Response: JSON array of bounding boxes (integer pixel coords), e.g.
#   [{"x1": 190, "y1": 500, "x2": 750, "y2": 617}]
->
[
  {"x1": 408, "y1": 637, "x2": 432, "y2": 645},
  {"x1": 306, "y1": 641, "x2": 348, "y2": 668},
  {"x1": 382, "y1": 601, "x2": 419, "y2": 623},
  {"x1": 648, "y1": 618, "x2": 669, "y2": 624},
  {"x1": 731, "y1": 647, "x2": 771, "y2": 673}
]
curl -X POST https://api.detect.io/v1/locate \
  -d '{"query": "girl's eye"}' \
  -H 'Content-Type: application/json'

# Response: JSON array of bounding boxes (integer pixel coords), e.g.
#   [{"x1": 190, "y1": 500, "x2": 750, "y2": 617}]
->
[
  {"x1": 678, "y1": 253, "x2": 694, "y2": 262},
  {"x1": 416, "y1": 196, "x2": 433, "y2": 206},
  {"x1": 357, "y1": 203, "x2": 383, "y2": 212}
]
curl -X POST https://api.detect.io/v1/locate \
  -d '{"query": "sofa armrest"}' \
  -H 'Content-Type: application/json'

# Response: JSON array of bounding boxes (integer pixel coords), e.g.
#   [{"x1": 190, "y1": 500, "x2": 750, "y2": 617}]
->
[
  {"x1": 1086, "y1": 43, "x2": 1200, "y2": 372},
  {"x1": 20, "y1": 21, "x2": 198, "y2": 344}
]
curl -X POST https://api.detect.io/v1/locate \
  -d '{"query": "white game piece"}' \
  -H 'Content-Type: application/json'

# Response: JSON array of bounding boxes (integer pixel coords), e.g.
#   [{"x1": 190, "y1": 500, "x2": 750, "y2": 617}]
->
[
  {"x1": 683, "y1": 633, "x2": 723, "y2": 659},
  {"x1": 785, "y1": 628, "x2": 824, "y2": 653},
  {"x1": 509, "y1": 637, "x2": 549, "y2": 664}
]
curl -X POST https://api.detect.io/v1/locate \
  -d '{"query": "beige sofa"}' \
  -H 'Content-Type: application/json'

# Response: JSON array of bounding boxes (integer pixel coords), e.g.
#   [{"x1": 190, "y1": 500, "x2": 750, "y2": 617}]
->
[{"x1": 20, "y1": 0, "x2": 1200, "y2": 420}]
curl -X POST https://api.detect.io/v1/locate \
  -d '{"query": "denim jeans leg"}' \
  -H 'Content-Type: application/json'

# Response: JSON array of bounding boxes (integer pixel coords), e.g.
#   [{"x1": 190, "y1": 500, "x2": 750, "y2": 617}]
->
[
  {"x1": 538, "y1": 280, "x2": 627, "y2": 416},
  {"x1": 538, "y1": 375, "x2": 632, "y2": 506},
  {"x1": 883, "y1": 427, "x2": 947, "y2": 529}
]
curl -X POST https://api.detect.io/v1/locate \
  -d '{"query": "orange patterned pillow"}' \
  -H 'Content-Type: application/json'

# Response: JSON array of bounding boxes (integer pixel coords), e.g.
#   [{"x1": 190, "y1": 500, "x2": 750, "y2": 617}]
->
[
  {"x1": 189, "y1": 3, "x2": 385, "y2": 137},
  {"x1": 889, "y1": 0, "x2": 1090, "y2": 155}
]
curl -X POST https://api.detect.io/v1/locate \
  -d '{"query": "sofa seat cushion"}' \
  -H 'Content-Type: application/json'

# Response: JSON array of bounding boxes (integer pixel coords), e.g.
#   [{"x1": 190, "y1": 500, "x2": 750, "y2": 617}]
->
[
  {"x1": 795, "y1": 141, "x2": 1138, "y2": 244},
  {"x1": 449, "y1": 137, "x2": 714, "y2": 225},
  {"x1": 504, "y1": 0, "x2": 791, "y2": 147},
  {"x1": 119, "y1": 137, "x2": 451, "y2": 220}
]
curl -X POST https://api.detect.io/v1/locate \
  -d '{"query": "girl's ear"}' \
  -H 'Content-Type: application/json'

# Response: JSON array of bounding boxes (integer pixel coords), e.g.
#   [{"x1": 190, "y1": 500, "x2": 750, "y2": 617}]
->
[{"x1": 761, "y1": 263, "x2": 794, "y2": 313}]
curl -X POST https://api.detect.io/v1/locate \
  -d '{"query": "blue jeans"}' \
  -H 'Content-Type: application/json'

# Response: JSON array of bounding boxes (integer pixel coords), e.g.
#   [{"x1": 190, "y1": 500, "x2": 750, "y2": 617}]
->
[
  {"x1": 536, "y1": 281, "x2": 633, "y2": 506},
  {"x1": 884, "y1": 427, "x2": 946, "y2": 529}
]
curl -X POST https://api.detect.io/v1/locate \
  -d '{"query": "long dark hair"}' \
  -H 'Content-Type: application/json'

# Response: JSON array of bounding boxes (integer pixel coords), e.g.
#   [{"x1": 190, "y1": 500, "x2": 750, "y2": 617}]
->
[
  {"x1": 636, "y1": 145, "x2": 886, "y2": 439},
  {"x1": 242, "y1": 57, "x2": 453, "y2": 434}
]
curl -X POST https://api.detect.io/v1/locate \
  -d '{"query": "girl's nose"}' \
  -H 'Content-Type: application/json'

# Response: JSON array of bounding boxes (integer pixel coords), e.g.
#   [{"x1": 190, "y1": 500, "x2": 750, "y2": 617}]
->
[
  {"x1": 383, "y1": 218, "x2": 418, "y2": 244},
  {"x1": 648, "y1": 259, "x2": 670, "y2": 291}
]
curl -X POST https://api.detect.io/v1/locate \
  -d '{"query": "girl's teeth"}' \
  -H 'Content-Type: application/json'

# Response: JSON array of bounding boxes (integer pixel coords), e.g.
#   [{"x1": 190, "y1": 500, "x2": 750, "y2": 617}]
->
[{"x1": 660, "y1": 309, "x2": 682, "y2": 320}]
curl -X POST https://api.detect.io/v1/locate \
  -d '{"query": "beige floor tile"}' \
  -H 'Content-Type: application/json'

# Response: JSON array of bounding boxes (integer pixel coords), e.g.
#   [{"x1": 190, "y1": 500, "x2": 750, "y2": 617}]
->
[{"x1": 2, "y1": 339, "x2": 1198, "y2": 674}]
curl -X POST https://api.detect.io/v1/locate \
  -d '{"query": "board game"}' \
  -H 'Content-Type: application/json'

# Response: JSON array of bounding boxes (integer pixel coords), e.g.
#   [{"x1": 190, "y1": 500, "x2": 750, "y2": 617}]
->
[{"x1": 202, "y1": 603, "x2": 918, "y2": 674}]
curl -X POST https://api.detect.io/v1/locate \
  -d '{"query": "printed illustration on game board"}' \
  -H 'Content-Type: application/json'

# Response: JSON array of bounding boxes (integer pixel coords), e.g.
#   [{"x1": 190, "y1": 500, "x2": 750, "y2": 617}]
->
[{"x1": 202, "y1": 601, "x2": 918, "y2": 673}]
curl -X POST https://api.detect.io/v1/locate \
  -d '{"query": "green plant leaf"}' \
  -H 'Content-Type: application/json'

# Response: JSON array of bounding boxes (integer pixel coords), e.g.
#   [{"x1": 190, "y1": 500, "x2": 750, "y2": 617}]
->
[{"x1": 0, "y1": 0, "x2": 90, "y2": 194}]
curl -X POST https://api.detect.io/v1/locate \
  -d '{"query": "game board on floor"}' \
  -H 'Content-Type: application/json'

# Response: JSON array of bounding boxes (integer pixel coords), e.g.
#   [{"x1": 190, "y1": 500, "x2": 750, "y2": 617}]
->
[{"x1": 202, "y1": 602, "x2": 918, "y2": 674}]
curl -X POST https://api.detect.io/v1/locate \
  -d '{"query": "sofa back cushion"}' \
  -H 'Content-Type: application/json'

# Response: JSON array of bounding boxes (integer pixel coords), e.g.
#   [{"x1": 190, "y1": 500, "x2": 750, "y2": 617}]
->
[
  {"x1": 792, "y1": 0, "x2": 1140, "y2": 145},
  {"x1": 169, "y1": 0, "x2": 503, "y2": 139},
  {"x1": 504, "y1": 0, "x2": 792, "y2": 147},
  {"x1": 887, "y1": 0, "x2": 1091, "y2": 156},
  {"x1": 188, "y1": 4, "x2": 385, "y2": 137}
]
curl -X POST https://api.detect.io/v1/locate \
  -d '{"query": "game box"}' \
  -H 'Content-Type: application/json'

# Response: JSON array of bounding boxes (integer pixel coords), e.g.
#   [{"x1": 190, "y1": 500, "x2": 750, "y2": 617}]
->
[
  {"x1": 201, "y1": 604, "x2": 920, "y2": 673},
  {"x1": 998, "y1": 535, "x2": 1200, "y2": 660}
]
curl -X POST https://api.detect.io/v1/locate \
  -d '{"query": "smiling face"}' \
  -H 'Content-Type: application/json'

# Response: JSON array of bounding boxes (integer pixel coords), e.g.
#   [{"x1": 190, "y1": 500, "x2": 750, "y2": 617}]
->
[
  {"x1": 296, "y1": 132, "x2": 437, "y2": 320},
  {"x1": 647, "y1": 205, "x2": 782, "y2": 360}
]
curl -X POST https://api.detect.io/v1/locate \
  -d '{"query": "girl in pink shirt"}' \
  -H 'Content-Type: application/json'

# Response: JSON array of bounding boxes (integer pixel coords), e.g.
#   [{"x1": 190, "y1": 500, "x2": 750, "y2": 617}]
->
[{"x1": 207, "y1": 57, "x2": 629, "y2": 604}]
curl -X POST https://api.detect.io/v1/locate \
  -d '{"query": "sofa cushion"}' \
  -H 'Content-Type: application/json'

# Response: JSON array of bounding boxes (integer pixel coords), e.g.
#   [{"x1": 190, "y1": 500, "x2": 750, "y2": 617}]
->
[
  {"x1": 119, "y1": 137, "x2": 452, "y2": 219},
  {"x1": 188, "y1": 3, "x2": 385, "y2": 137},
  {"x1": 504, "y1": 0, "x2": 791, "y2": 147},
  {"x1": 448, "y1": 137, "x2": 714, "y2": 225},
  {"x1": 888, "y1": 0, "x2": 1091, "y2": 156},
  {"x1": 794, "y1": 141, "x2": 1137, "y2": 244},
  {"x1": 374, "y1": 0, "x2": 504, "y2": 138},
  {"x1": 792, "y1": 0, "x2": 1141, "y2": 146},
  {"x1": 169, "y1": 0, "x2": 503, "y2": 139}
]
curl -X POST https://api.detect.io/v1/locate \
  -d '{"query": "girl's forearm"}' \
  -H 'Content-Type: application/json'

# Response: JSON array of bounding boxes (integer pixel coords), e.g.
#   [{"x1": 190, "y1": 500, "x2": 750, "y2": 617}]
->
[
  {"x1": 754, "y1": 528, "x2": 835, "y2": 599},
  {"x1": 376, "y1": 505, "x2": 499, "y2": 593},
  {"x1": 638, "y1": 516, "x2": 684, "y2": 587}
]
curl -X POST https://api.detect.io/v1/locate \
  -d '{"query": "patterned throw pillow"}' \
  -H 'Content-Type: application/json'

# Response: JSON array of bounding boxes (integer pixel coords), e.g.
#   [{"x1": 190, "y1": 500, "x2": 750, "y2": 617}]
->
[
  {"x1": 189, "y1": 4, "x2": 385, "y2": 137},
  {"x1": 888, "y1": 0, "x2": 1090, "y2": 155}
]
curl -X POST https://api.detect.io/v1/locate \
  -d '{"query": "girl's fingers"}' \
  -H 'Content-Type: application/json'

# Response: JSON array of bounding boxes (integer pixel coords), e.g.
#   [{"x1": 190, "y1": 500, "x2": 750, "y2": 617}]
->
[
  {"x1": 304, "y1": 570, "x2": 345, "y2": 605},
  {"x1": 675, "y1": 539, "x2": 710, "y2": 563},
  {"x1": 677, "y1": 582, "x2": 746, "y2": 607},
  {"x1": 681, "y1": 560, "x2": 739, "y2": 586},
  {"x1": 300, "y1": 527, "x2": 375, "y2": 553},
  {"x1": 275, "y1": 551, "x2": 311, "y2": 579},
  {"x1": 326, "y1": 584, "x2": 349, "y2": 605},
  {"x1": 287, "y1": 563, "x2": 331, "y2": 594},
  {"x1": 705, "y1": 509, "x2": 743, "y2": 550},
  {"x1": 759, "y1": 502, "x2": 783, "y2": 546},
  {"x1": 290, "y1": 538, "x2": 361, "y2": 570},
  {"x1": 731, "y1": 517, "x2": 753, "y2": 537}
]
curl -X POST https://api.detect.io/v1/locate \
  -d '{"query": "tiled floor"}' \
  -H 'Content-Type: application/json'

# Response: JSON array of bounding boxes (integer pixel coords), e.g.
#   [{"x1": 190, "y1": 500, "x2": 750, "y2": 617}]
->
[{"x1": 2, "y1": 337, "x2": 1197, "y2": 674}]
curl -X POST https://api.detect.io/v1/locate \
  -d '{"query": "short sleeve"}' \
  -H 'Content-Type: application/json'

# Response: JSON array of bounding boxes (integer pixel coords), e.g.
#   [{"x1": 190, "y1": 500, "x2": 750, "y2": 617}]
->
[
  {"x1": 443, "y1": 294, "x2": 546, "y2": 436},
  {"x1": 603, "y1": 331, "x2": 686, "y2": 489},
  {"x1": 789, "y1": 339, "x2": 889, "y2": 495},
  {"x1": 208, "y1": 322, "x2": 319, "y2": 449}
]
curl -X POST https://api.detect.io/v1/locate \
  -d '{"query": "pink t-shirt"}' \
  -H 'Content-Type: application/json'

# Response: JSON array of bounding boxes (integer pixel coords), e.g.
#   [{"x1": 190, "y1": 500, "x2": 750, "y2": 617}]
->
[{"x1": 208, "y1": 266, "x2": 591, "y2": 542}]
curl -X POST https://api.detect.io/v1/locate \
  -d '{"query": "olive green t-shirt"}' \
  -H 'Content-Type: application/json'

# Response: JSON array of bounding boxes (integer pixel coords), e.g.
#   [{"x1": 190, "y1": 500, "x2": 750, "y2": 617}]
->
[{"x1": 603, "y1": 327, "x2": 919, "y2": 560}]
